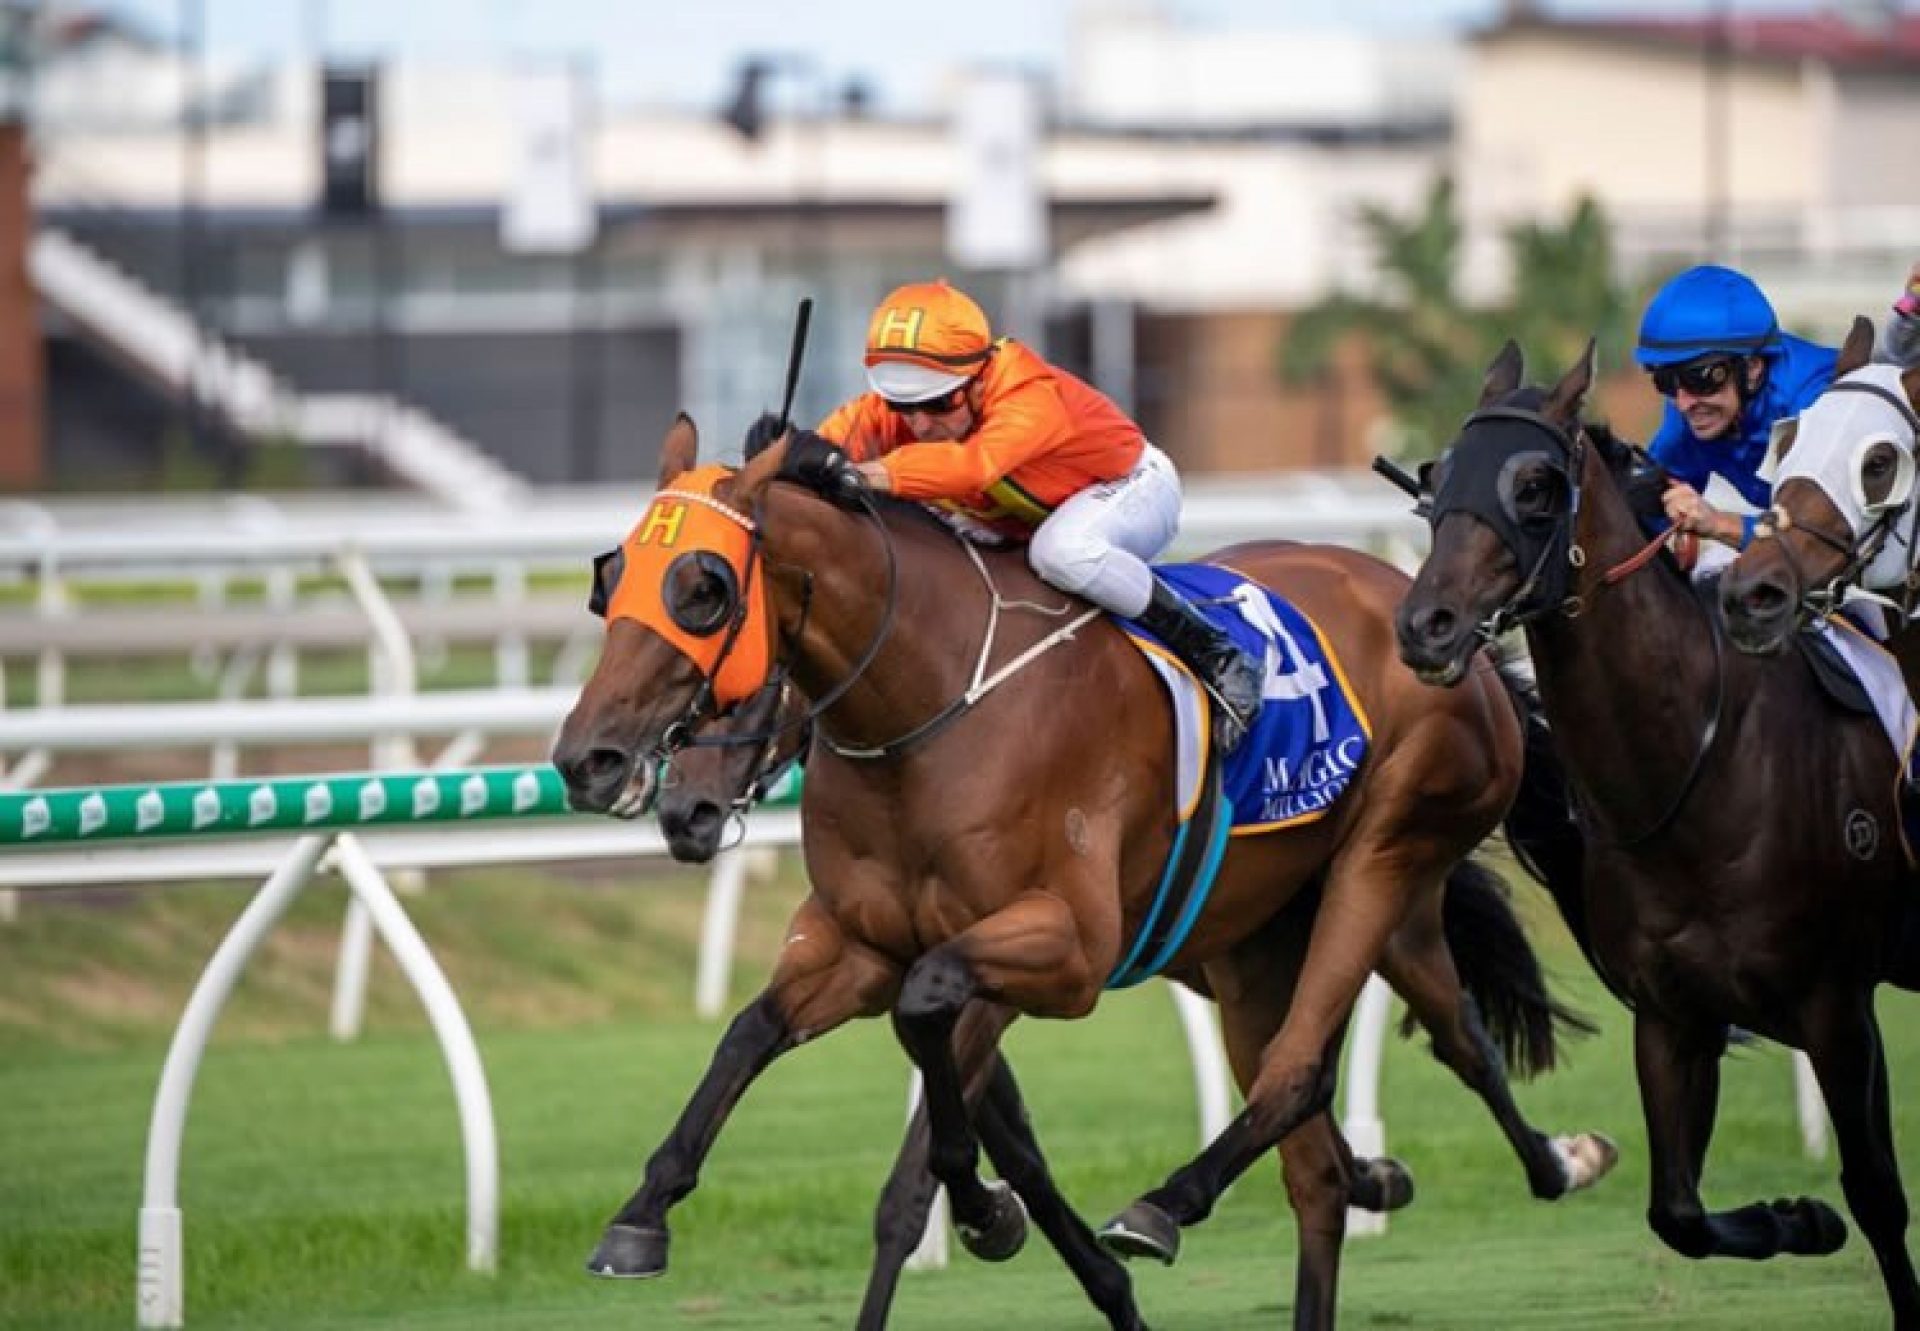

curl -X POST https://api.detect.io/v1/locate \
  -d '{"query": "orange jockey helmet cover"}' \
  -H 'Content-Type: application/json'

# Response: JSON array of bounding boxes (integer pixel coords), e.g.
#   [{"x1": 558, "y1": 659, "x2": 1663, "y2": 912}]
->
[
  {"x1": 864, "y1": 280, "x2": 993, "y2": 402},
  {"x1": 602, "y1": 465, "x2": 772, "y2": 709}
]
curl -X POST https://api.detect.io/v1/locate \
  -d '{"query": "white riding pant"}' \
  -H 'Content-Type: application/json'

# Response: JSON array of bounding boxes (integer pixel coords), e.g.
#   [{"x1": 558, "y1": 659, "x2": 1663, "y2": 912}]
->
[{"x1": 1027, "y1": 442, "x2": 1181, "y2": 618}]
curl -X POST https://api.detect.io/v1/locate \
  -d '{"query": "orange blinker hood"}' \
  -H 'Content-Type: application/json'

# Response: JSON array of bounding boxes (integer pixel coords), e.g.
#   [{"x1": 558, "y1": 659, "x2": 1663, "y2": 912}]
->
[{"x1": 602, "y1": 466, "x2": 773, "y2": 709}]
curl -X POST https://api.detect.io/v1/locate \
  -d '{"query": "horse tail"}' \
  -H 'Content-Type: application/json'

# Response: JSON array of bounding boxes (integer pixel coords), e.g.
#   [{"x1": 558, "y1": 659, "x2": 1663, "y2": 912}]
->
[
  {"x1": 1489, "y1": 649, "x2": 1624, "y2": 1003},
  {"x1": 1430, "y1": 855, "x2": 1597, "y2": 1079}
]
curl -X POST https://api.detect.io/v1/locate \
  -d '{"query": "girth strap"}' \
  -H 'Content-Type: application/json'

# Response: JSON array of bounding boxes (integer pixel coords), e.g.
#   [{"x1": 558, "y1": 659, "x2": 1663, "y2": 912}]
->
[{"x1": 1106, "y1": 755, "x2": 1235, "y2": 989}]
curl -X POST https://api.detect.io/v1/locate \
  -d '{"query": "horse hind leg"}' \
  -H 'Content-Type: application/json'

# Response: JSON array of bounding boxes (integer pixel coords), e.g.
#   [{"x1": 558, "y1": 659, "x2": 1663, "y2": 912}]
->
[
  {"x1": 1806, "y1": 996, "x2": 1920, "y2": 1326},
  {"x1": 1376, "y1": 871, "x2": 1616, "y2": 1201}
]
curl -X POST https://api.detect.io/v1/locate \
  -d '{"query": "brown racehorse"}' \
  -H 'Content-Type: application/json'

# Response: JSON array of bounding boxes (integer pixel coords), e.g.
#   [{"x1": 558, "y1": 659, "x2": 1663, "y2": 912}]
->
[
  {"x1": 654, "y1": 670, "x2": 1611, "y2": 1328},
  {"x1": 1397, "y1": 341, "x2": 1920, "y2": 1327},
  {"x1": 555, "y1": 415, "x2": 1608, "y2": 1329},
  {"x1": 1719, "y1": 317, "x2": 1920, "y2": 696}
]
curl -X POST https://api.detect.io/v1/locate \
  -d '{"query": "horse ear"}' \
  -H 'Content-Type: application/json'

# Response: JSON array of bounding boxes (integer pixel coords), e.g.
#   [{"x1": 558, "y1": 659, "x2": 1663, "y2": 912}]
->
[
  {"x1": 733, "y1": 434, "x2": 790, "y2": 507},
  {"x1": 1480, "y1": 341, "x2": 1524, "y2": 407},
  {"x1": 1836, "y1": 316, "x2": 1876, "y2": 378},
  {"x1": 660, "y1": 412, "x2": 699, "y2": 487},
  {"x1": 1543, "y1": 338, "x2": 1597, "y2": 423},
  {"x1": 1904, "y1": 363, "x2": 1920, "y2": 416}
]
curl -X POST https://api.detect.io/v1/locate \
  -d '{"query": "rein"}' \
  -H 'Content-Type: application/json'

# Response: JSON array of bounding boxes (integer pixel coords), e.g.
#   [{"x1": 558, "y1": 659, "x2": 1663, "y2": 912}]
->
[
  {"x1": 654, "y1": 484, "x2": 901, "y2": 764},
  {"x1": 821, "y1": 534, "x2": 1101, "y2": 761},
  {"x1": 1600, "y1": 522, "x2": 1680, "y2": 587}
]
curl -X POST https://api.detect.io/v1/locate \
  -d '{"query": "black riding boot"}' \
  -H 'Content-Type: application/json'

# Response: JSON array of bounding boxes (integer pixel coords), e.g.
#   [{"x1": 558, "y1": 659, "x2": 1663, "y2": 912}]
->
[{"x1": 1138, "y1": 580, "x2": 1264, "y2": 752}]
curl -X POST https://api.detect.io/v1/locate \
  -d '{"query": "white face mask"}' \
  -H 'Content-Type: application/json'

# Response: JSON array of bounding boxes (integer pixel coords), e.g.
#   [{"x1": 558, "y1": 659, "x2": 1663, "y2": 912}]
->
[{"x1": 1767, "y1": 364, "x2": 1920, "y2": 592}]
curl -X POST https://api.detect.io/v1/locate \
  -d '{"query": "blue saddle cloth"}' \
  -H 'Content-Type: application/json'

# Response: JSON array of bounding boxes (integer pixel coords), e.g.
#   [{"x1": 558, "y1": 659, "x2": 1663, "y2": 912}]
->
[{"x1": 1139, "y1": 564, "x2": 1372, "y2": 833}]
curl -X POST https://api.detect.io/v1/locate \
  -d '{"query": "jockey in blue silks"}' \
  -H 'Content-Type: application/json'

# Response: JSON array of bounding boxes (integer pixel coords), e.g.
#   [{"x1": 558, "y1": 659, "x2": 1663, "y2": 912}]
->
[{"x1": 1635, "y1": 265, "x2": 1838, "y2": 554}]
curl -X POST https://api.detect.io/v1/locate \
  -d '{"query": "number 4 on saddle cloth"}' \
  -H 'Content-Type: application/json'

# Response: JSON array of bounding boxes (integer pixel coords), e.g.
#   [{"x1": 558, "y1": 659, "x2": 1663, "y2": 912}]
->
[{"x1": 1107, "y1": 564, "x2": 1371, "y2": 989}]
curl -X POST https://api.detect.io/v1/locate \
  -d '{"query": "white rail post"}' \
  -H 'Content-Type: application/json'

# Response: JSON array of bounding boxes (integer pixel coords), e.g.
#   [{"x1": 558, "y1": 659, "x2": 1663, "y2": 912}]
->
[
  {"x1": 1169, "y1": 984, "x2": 1233, "y2": 1144},
  {"x1": 1793, "y1": 1049, "x2": 1829, "y2": 1159},
  {"x1": 694, "y1": 848, "x2": 752, "y2": 1019},
  {"x1": 332, "y1": 549, "x2": 424, "y2": 1038},
  {"x1": 329, "y1": 835, "x2": 498, "y2": 1274},
  {"x1": 1342, "y1": 973, "x2": 1394, "y2": 1237},
  {"x1": 139, "y1": 834, "x2": 333, "y2": 1329}
]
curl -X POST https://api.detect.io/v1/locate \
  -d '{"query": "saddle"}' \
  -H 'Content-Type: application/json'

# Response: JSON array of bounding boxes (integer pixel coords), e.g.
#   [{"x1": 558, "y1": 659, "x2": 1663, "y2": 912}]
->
[{"x1": 1795, "y1": 627, "x2": 1876, "y2": 716}]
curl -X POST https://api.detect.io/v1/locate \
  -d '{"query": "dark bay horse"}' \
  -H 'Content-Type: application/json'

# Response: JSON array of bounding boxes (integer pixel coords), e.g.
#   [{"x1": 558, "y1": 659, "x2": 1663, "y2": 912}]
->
[
  {"x1": 1720, "y1": 317, "x2": 1920, "y2": 690},
  {"x1": 1396, "y1": 341, "x2": 1920, "y2": 1326},
  {"x1": 555, "y1": 415, "x2": 1607, "y2": 1328}
]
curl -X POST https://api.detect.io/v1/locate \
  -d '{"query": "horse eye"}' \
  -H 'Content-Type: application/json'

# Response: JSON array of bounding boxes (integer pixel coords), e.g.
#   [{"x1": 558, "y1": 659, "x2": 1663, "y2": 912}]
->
[{"x1": 665, "y1": 552, "x2": 739, "y2": 636}]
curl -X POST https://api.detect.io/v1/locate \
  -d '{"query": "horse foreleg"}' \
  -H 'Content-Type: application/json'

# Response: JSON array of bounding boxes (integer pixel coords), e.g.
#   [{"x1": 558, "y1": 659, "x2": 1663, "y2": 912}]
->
[
  {"x1": 1278, "y1": 1113, "x2": 1353, "y2": 1331},
  {"x1": 892, "y1": 892, "x2": 1101, "y2": 1263},
  {"x1": 1104, "y1": 857, "x2": 1410, "y2": 1261},
  {"x1": 857, "y1": 1001, "x2": 1020, "y2": 1328},
  {"x1": 973, "y1": 1055, "x2": 1148, "y2": 1330},
  {"x1": 1376, "y1": 911, "x2": 1615, "y2": 1201},
  {"x1": 1634, "y1": 1011, "x2": 1847, "y2": 1263},
  {"x1": 588, "y1": 893, "x2": 900, "y2": 1280},
  {"x1": 859, "y1": 1004, "x2": 1146, "y2": 1331},
  {"x1": 1805, "y1": 994, "x2": 1919, "y2": 1326}
]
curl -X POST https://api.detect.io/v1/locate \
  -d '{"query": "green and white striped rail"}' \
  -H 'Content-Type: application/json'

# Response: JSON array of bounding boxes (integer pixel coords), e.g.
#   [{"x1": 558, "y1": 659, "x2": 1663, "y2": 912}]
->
[{"x1": 0, "y1": 764, "x2": 802, "y2": 847}]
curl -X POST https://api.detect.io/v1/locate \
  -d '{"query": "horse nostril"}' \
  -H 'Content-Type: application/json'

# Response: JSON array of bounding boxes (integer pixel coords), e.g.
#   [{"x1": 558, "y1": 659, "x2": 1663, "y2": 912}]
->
[
  {"x1": 1740, "y1": 580, "x2": 1789, "y2": 621},
  {"x1": 558, "y1": 745, "x2": 630, "y2": 794},
  {"x1": 661, "y1": 799, "x2": 727, "y2": 862},
  {"x1": 1417, "y1": 605, "x2": 1458, "y2": 646}
]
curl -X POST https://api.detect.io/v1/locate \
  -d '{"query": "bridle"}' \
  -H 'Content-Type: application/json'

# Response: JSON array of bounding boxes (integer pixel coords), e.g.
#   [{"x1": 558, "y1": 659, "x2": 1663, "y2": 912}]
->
[
  {"x1": 1751, "y1": 376, "x2": 1920, "y2": 624},
  {"x1": 648, "y1": 481, "x2": 901, "y2": 767},
  {"x1": 1423, "y1": 401, "x2": 1725, "y2": 848}
]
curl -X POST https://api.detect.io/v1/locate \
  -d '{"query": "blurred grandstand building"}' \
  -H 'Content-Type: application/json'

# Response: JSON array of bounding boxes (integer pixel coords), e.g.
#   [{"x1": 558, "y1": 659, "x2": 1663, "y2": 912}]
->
[{"x1": 7, "y1": 2, "x2": 1920, "y2": 496}]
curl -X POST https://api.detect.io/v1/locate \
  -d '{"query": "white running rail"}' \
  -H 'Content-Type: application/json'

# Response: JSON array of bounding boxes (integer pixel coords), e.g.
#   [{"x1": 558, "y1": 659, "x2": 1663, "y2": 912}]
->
[{"x1": 29, "y1": 229, "x2": 524, "y2": 513}]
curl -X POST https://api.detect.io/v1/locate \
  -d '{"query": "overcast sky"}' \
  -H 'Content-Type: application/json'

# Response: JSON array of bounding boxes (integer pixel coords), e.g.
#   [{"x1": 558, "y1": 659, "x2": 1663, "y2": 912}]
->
[{"x1": 102, "y1": 0, "x2": 1904, "y2": 115}]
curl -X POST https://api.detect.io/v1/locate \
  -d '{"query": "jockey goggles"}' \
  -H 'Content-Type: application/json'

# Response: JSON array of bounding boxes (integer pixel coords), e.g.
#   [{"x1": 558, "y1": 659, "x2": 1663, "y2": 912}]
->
[
  {"x1": 1651, "y1": 356, "x2": 1739, "y2": 399},
  {"x1": 882, "y1": 383, "x2": 970, "y2": 416}
]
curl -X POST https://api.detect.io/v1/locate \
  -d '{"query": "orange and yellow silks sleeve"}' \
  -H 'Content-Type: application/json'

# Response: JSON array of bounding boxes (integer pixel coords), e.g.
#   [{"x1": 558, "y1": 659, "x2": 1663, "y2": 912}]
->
[
  {"x1": 817, "y1": 341, "x2": 1146, "y2": 537},
  {"x1": 816, "y1": 396, "x2": 912, "y2": 463}
]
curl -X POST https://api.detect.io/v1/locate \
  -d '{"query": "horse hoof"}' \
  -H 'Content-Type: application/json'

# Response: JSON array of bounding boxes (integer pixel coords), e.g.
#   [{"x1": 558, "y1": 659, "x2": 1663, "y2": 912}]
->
[
  {"x1": 1099, "y1": 1201, "x2": 1180, "y2": 1266},
  {"x1": 1773, "y1": 1197, "x2": 1849, "y2": 1256},
  {"x1": 585, "y1": 1224, "x2": 669, "y2": 1279},
  {"x1": 1350, "y1": 1156, "x2": 1416, "y2": 1213},
  {"x1": 957, "y1": 1180, "x2": 1028, "y2": 1263},
  {"x1": 1555, "y1": 1132, "x2": 1620, "y2": 1194}
]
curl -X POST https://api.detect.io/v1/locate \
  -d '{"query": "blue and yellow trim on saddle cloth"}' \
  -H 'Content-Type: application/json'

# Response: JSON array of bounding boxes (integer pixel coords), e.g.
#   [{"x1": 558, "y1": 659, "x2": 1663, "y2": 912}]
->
[{"x1": 1104, "y1": 563, "x2": 1373, "y2": 989}]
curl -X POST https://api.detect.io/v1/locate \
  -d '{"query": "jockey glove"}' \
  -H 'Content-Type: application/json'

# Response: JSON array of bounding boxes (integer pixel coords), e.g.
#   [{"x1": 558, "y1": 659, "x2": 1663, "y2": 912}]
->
[{"x1": 782, "y1": 430, "x2": 868, "y2": 509}]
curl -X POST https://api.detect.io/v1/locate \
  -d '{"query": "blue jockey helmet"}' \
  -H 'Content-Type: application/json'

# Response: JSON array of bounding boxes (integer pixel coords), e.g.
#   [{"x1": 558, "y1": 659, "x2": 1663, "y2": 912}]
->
[{"x1": 1635, "y1": 265, "x2": 1781, "y2": 368}]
